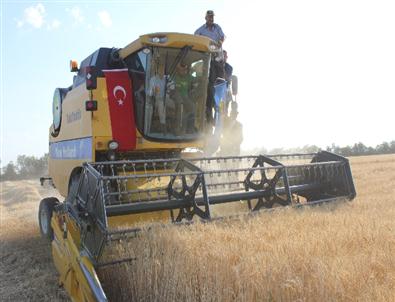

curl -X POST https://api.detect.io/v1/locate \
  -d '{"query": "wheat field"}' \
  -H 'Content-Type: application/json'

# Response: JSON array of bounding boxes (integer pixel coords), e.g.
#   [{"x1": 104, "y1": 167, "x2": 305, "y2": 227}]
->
[
  {"x1": 1, "y1": 155, "x2": 394, "y2": 301},
  {"x1": 0, "y1": 180, "x2": 67, "y2": 301}
]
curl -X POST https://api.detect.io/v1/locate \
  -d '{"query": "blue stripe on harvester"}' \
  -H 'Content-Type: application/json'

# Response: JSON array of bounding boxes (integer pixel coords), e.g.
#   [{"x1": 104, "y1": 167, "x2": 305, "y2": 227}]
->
[{"x1": 50, "y1": 137, "x2": 92, "y2": 160}]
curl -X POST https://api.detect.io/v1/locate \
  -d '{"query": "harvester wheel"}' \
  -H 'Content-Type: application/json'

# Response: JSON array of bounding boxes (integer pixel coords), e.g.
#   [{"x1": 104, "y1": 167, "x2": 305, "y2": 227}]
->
[
  {"x1": 38, "y1": 197, "x2": 59, "y2": 241},
  {"x1": 65, "y1": 171, "x2": 81, "y2": 206}
]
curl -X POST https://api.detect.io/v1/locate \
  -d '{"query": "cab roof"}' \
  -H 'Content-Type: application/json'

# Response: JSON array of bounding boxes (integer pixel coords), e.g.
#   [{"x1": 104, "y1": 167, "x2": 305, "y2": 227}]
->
[{"x1": 119, "y1": 32, "x2": 213, "y2": 59}]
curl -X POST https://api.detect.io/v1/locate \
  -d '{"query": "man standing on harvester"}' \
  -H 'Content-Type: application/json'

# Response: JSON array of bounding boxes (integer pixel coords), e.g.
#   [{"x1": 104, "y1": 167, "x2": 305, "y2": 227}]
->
[
  {"x1": 195, "y1": 10, "x2": 225, "y2": 45},
  {"x1": 195, "y1": 10, "x2": 226, "y2": 126},
  {"x1": 195, "y1": 10, "x2": 242, "y2": 156}
]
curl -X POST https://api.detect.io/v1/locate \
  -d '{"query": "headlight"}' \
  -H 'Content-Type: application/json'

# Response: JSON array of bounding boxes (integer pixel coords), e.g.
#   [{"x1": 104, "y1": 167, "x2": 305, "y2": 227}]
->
[
  {"x1": 108, "y1": 140, "x2": 119, "y2": 150},
  {"x1": 209, "y1": 44, "x2": 218, "y2": 51},
  {"x1": 149, "y1": 36, "x2": 168, "y2": 43},
  {"x1": 107, "y1": 150, "x2": 116, "y2": 161}
]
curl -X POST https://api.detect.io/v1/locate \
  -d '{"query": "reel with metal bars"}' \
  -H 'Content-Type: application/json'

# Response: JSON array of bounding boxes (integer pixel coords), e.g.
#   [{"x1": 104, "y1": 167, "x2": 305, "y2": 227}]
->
[{"x1": 67, "y1": 151, "x2": 356, "y2": 265}]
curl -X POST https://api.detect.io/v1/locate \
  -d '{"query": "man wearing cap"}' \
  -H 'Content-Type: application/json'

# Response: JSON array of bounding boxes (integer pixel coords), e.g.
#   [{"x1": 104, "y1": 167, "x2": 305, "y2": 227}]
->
[
  {"x1": 195, "y1": 11, "x2": 226, "y2": 127},
  {"x1": 195, "y1": 10, "x2": 225, "y2": 45}
]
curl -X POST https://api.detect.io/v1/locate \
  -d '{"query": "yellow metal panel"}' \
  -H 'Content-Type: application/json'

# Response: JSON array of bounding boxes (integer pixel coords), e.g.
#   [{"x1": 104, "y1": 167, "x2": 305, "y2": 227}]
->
[
  {"x1": 119, "y1": 32, "x2": 211, "y2": 59},
  {"x1": 66, "y1": 215, "x2": 81, "y2": 247},
  {"x1": 140, "y1": 32, "x2": 212, "y2": 51},
  {"x1": 51, "y1": 212, "x2": 100, "y2": 302},
  {"x1": 49, "y1": 159, "x2": 86, "y2": 197},
  {"x1": 118, "y1": 38, "x2": 143, "y2": 59},
  {"x1": 49, "y1": 84, "x2": 94, "y2": 196},
  {"x1": 50, "y1": 84, "x2": 92, "y2": 143},
  {"x1": 91, "y1": 77, "x2": 115, "y2": 152},
  {"x1": 52, "y1": 238, "x2": 69, "y2": 285},
  {"x1": 135, "y1": 135, "x2": 205, "y2": 150},
  {"x1": 91, "y1": 78, "x2": 112, "y2": 138},
  {"x1": 108, "y1": 211, "x2": 170, "y2": 227}
]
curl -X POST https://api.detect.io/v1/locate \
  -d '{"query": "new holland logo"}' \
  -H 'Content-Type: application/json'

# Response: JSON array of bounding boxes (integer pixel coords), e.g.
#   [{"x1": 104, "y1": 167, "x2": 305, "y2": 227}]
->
[{"x1": 66, "y1": 109, "x2": 81, "y2": 123}]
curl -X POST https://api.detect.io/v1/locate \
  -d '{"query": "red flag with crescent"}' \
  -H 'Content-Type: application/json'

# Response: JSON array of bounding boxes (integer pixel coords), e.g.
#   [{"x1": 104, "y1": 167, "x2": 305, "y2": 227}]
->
[{"x1": 103, "y1": 69, "x2": 136, "y2": 150}]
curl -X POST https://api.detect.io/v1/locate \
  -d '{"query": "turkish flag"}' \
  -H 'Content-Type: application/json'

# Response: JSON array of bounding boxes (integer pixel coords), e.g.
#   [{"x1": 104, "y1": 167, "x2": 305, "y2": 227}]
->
[{"x1": 103, "y1": 69, "x2": 136, "y2": 150}]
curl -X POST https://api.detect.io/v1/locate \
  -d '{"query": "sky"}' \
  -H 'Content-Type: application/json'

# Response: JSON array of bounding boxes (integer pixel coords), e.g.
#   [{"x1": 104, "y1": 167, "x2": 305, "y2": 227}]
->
[{"x1": 1, "y1": 0, "x2": 394, "y2": 165}]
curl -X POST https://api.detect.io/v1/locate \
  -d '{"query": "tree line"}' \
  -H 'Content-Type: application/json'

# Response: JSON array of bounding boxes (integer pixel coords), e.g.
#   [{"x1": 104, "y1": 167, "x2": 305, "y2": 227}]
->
[
  {"x1": 1, "y1": 140, "x2": 394, "y2": 181},
  {"x1": 246, "y1": 141, "x2": 395, "y2": 157},
  {"x1": 326, "y1": 141, "x2": 395, "y2": 157},
  {"x1": 1, "y1": 154, "x2": 48, "y2": 181}
]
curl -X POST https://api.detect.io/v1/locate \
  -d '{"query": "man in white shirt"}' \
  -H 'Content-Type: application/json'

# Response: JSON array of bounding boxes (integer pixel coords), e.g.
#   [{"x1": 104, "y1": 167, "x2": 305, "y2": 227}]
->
[{"x1": 194, "y1": 10, "x2": 225, "y2": 45}]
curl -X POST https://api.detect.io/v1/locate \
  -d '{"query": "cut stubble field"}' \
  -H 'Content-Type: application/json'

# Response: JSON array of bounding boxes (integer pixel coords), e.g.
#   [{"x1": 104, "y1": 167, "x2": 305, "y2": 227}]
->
[{"x1": 1, "y1": 155, "x2": 394, "y2": 301}]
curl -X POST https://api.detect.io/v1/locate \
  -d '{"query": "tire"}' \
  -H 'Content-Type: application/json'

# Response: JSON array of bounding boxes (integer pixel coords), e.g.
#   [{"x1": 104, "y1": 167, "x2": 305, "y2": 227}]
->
[
  {"x1": 38, "y1": 197, "x2": 59, "y2": 241},
  {"x1": 66, "y1": 173, "x2": 80, "y2": 205}
]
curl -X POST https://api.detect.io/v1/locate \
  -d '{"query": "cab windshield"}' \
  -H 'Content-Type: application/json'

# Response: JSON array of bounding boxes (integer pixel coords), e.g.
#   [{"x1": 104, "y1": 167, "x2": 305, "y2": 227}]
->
[{"x1": 143, "y1": 47, "x2": 210, "y2": 140}]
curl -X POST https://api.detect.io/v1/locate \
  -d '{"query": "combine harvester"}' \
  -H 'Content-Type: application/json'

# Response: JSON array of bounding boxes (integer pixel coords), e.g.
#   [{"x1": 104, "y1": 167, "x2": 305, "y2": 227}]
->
[{"x1": 38, "y1": 33, "x2": 356, "y2": 301}]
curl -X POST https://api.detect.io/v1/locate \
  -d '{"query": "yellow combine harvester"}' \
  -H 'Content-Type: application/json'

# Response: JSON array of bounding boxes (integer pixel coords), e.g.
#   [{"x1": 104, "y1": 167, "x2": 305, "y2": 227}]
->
[{"x1": 38, "y1": 32, "x2": 356, "y2": 301}]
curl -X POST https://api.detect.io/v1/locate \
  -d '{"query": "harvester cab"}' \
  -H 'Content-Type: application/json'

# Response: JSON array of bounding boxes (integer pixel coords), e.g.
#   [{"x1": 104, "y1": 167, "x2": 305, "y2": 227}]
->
[{"x1": 39, "y1": 32, "x2": 356, "y2": 301}]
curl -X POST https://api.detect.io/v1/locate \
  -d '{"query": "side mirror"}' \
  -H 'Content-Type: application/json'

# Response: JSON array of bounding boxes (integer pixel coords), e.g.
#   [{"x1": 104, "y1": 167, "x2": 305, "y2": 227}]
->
[
  {"x1": 109, "y1": 48, "x2": 122, "y2": 65},
  {"x1": 70, "y1": 60, "x2": 79, "y2": 72},
  {"x1": 231, "y1": 75, "x2": 238, "y2": 96}
]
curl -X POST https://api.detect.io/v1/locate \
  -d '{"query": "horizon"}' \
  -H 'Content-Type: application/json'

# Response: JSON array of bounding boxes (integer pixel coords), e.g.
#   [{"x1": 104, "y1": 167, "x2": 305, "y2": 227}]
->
[
  {"x1": 1, "y1": 0, "x2": 394, "y2": 165},
  {"x1": 2, "y1": 139, "x2": 394, "y2": 167}
]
